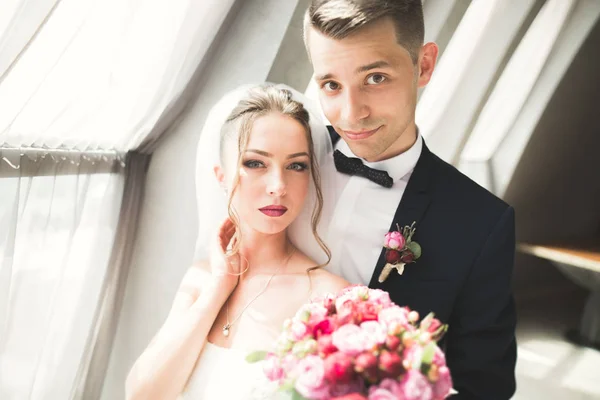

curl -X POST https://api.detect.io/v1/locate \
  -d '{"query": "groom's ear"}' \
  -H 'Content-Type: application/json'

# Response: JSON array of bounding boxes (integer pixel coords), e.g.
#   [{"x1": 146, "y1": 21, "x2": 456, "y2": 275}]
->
[{"x1": 417, "y1": 42, "x2": 438, "y2": 88}]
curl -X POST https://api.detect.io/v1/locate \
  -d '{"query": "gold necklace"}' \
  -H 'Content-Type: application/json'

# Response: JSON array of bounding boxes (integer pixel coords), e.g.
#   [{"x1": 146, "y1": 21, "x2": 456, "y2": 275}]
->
[{"x1": 222, "y1": 247, "x2": 295, "y2": 337}]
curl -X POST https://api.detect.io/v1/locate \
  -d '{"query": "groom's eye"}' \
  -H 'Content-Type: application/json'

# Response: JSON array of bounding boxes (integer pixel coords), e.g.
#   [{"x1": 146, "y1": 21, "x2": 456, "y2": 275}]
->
[
  {"x1": 243, "y1": 160, "x2": 264, "y2": 169},
  {"x1": 366, "y1": 74, "x2": 386, "y2": 85}
]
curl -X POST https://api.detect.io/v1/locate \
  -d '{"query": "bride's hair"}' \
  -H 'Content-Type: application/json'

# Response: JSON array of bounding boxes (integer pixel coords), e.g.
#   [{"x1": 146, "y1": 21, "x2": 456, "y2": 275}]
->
[{"x1": 219, "y1": 84, "x2": 331, "y2": 269}]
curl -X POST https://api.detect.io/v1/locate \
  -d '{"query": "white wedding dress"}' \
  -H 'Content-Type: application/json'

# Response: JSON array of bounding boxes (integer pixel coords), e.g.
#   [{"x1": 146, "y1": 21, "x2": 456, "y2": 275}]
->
[{"x1": 179, "y1": 342, "x2": 288, "y2": 400}]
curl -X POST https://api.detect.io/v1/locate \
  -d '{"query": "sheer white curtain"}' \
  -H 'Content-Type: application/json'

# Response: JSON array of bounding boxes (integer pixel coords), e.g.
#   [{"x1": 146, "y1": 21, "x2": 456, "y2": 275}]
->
[
  {"x1": 0, "y1": 0, "x2": 238, "y2": 398},
  {"x1": 0, "y1": 0, "x2": 236, "y2": 150},
  {"x1": 0, "y1": 151, "x2": 124, "y2": 400}
]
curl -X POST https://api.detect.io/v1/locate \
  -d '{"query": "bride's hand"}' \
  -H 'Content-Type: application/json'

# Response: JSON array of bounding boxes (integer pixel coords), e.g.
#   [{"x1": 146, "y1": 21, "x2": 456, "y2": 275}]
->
[{"x1": 209, "y1": 217, "x2": 242, "y2": 293}]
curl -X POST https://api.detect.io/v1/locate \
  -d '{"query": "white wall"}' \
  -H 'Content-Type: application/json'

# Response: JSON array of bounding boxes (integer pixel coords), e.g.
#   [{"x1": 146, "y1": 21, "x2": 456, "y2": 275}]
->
[{"x1": 100, "y1": 1, "x2": 301, "y2": 398}]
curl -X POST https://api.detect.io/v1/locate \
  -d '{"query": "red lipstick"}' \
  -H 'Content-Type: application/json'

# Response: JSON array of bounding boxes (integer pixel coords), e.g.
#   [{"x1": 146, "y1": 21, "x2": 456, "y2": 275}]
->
[{"x1": 259, "y1": 205, "x2": 288, "y2": 217}]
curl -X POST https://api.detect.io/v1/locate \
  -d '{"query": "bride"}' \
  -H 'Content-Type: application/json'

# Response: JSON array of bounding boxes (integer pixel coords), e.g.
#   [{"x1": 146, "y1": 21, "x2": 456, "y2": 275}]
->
[{"x1": 125, "y1": 84, "x2": 349, "y2": 399}]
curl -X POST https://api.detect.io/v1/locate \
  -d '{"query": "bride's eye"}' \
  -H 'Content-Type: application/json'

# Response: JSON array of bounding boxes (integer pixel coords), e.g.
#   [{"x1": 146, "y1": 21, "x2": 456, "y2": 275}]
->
[
  {"x1": 288, "y1": 162, "x2": 308, "y2": 172},
  {"x1": 243, "y1": 160, "x2": 264, "y2": 169}
]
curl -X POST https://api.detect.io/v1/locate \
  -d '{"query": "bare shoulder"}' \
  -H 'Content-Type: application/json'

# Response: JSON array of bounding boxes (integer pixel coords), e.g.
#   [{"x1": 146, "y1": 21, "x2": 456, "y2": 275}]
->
[{"x1": 294, "y1": 253, "x2": 349, "y2": 298}]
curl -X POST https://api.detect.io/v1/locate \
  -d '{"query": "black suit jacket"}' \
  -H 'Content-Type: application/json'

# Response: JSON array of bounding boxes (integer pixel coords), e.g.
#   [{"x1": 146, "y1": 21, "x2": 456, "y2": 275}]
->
[{"x1": 329, "y1": 127, "x2": 517, "y2": 399}]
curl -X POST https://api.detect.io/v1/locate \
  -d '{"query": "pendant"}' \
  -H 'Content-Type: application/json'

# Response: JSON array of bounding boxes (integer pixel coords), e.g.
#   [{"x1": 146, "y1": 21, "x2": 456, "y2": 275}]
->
[{"x1": 222, "y1": 324, "x2": 230, "y2": 337}]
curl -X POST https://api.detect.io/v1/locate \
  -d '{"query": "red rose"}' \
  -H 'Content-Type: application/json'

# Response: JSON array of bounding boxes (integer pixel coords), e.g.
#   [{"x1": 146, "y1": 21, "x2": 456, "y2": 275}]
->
[
  {"x1": 330, "y1": 394, "x2": 368, "y2": 400},
  {"x1": 385, "y1": 249, "x2": 401, "y2": 264},
  {"x1": 378, "y1": 349, "x2": 405, "y2": 378},
  {"x1": 324, "y1": 352, "x2": 355, "y2": 383},
  {"x1": 385, "y1": 335, "x2": 402, "y2": 352},
  {"x1": 317, "y1": 334, "x2": 338, "y2": 357},
  {"x1": 337, "y1": 299, "x2": 357, "y2": 325},
  {"x1": 355, "y1": 301, "x2": 379, "y2": 322},
  {"x1": 400, "y1": 250, "x2": 415, "y2": 263},
  {"x1": 323, "y1": 295, "x2": 336, "y2": 315},
  {"x1": 313, "y1": 318, "x2": 335, "y2": 338},
  {"x1": 354, "y1": 352, "x2": 378, "y2": 374}
]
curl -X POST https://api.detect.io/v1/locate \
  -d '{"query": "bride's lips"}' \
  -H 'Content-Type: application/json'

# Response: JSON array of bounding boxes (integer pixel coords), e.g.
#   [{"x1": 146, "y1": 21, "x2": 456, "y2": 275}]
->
[
  {"x1": 259, "y1": 205, "x2": 288, "y2": 217},
  {"x1": 341, "y1": 126, "x2": 381, "y2": 141}
]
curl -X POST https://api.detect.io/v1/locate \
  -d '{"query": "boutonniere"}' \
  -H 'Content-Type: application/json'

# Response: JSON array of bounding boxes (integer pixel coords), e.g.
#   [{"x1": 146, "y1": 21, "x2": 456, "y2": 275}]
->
[{"x1": 378, "y1": 221, "x2": 422, "y2": 283}]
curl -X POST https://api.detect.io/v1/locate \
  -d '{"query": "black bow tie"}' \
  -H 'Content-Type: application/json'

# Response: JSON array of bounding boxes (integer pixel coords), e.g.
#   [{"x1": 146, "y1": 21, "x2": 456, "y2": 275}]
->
[{"x1": 333, "y1": 150, "x2": 394, "y2": 188}]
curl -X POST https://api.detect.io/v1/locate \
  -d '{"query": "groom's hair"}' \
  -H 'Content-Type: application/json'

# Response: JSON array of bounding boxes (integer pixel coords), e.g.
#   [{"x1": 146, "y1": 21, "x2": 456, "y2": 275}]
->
[{"x1": 304, "y1": 0, "x2": 424, "y2": 64}]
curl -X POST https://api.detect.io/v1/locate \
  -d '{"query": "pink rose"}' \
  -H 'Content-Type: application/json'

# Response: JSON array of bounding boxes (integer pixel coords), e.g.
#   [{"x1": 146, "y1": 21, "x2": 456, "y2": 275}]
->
[
  {"x1": 368, "y1": 378, "x2": 402, "y2": 400},
  {"x1": 356, "y1": 301, "x2": 379, "y2": 322},
  {"x1": 294, "y1": 355, "x2": 330, "y2": 400},
  {"x1": 403, "y1": 343, "x2": 424, "y2": 370},
  {"x1": 367, "y1": 289, "x2": 393, "y2": 307},
  {"x1": 332, "y1": 324, "x2": 368, "y2": 356},
  {"x1": 378, "y1": 306, "x2": 409, "y2": 328},
  {"x1": 324, "y1": 351, "x2": 355, "y2": 383},
  {"x1": 433, "y1": 366, "x2": 453, "y2": 399},
  {"x1": 384, "y1": 231, "x2": 405, "y2": 250},
  {"x1": 280, "y1": 353, "x2": 298, "y2": 374},
  {"x1": 305, "y1": 303, "x2": 329, "y2": 325},
  {"x1": 291, "y1": 320, "x2": 308, "y2": 341},
  {"x1": 317, "y1": 334, "x2": 338, "y2": 357},
  {"x1": 360, "y1": 321, "x2": 387, "y2": 348},
  {"x1": 331, "y1": 394, "x2": 368, "y2": 400},
  {"x1": 398, "y1": 370, "x2": 433, "y2": 400},
  {"x1": 263, "y1": 353, "x2": 284, "y2": 381},
  {"x1": 336, "y1": 298, "x2": 357, "y2": 325}
]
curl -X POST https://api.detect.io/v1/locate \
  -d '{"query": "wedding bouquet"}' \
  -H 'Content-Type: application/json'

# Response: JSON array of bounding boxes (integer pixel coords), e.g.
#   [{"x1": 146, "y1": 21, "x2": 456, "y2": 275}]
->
[{"x1": 247, "y1": 285, "x2": 453, "y2": 400}]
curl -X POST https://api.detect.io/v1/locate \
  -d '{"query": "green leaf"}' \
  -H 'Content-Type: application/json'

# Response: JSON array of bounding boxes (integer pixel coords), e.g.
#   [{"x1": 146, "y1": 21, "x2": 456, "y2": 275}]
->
[
  {"x1": 278, "y1": 380, "x2": 296, "y2": 392},
  {"x1": 245, "y1": 350, "x2": 268, "y2": 363},
  {"x1": 406, "y1": 241, "x2": 422, "y2": 259},
  {"x1": 421, "y1": 342, "x2": 437, "y2": 365},
  {"x1": 292, "y1": 389, "x2": 310, "y2": 400}
]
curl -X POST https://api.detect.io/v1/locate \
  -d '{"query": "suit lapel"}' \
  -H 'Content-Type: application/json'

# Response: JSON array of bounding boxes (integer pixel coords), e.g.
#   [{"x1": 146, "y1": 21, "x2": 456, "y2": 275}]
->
[
  {"x1": 326, "y1": 125, "x2": 438, "y2": 288},
  {"x1": 368, "y1": 142, "x2": 438, "y2": 288}
]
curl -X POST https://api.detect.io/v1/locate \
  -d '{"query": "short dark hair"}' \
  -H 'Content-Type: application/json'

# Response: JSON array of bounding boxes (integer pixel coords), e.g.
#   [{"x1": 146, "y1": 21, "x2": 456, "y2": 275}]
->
[{"x1": 304, "y1": 0, "x2": 424, "y2": 63}]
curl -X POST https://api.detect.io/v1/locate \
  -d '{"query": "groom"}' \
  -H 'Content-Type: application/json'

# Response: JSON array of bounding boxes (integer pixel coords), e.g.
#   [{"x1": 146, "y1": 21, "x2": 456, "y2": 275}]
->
[{"x1": 303, "y1": 1, "x2": 517, "y2": 399}]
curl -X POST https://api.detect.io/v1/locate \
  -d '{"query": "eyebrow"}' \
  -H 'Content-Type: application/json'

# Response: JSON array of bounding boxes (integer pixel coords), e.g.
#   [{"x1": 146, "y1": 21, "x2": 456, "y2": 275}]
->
[
  {"x1": 246, "y1": 149, "x2": 309, "y2": 159},
  {"x1": 315, "y1": 60, "x2": 392, "y2": 81}
]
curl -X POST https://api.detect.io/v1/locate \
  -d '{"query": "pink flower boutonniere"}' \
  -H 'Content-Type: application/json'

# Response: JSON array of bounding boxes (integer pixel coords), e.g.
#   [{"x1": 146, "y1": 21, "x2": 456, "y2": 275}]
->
[{"x1": 378, "y1": 221, "x2": 422, "y2": 283}]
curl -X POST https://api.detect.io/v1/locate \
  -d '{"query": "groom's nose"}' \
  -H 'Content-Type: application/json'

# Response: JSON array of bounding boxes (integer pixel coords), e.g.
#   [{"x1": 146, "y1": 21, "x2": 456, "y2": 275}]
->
[
  {"x1": 340, "y1": 87, "x2": 369, "y2": 123},
  {"x1": 266, "y1": 170, "x2": 286, "y2": 197}
]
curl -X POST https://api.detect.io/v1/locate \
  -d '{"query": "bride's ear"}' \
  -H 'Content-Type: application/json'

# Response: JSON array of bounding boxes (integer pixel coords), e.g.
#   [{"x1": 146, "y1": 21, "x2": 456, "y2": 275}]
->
[{"x1": 214, "y1": 165, "x2": 226, "y2": 189}]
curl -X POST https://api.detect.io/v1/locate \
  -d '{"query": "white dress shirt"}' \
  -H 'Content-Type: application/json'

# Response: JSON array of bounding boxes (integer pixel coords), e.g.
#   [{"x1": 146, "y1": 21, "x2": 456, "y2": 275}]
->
[{"x1": 325, "y1": 134, "x2": 423, "y2": 284}]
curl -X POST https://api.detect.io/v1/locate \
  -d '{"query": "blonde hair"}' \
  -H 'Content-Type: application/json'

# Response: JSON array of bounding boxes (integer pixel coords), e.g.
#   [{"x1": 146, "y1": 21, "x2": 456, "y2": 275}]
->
[{"x1": 219, "y1": 85, "x2": 331, "y2": 271}]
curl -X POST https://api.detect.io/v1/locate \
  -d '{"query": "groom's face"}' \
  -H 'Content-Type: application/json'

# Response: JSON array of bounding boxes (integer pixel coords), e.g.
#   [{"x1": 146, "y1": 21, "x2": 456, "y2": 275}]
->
[{"x1": 307, "y1": 18, "x2": 435, "y2": 162}]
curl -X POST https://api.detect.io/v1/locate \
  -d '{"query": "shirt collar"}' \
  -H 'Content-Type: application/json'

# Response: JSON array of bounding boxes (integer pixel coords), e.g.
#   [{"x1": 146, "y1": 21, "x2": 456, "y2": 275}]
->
[{"x1": 336, "y1": 130, "x2": 423, "y2": 182}]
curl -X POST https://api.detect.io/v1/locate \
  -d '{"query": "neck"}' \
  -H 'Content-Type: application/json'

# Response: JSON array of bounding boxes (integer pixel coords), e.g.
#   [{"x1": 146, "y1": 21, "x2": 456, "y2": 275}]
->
[
  {"x1": 369, "y1": 120, "x2": 418, "y2": 162},
  {"x1": 237, "y1": 228, "x2": 294, "y2": 279}
]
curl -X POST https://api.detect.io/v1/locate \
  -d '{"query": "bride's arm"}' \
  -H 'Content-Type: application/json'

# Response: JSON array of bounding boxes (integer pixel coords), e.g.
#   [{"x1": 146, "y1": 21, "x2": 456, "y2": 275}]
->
[{"x1": 124, "y1": 262, "x2": 230, "y2": 400}]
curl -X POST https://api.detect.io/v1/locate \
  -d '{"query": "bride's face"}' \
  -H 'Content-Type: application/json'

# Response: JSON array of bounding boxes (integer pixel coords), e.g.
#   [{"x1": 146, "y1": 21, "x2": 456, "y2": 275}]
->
[{"x1": 221, "y1": 112, "x2": 311, "y2": 235}]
